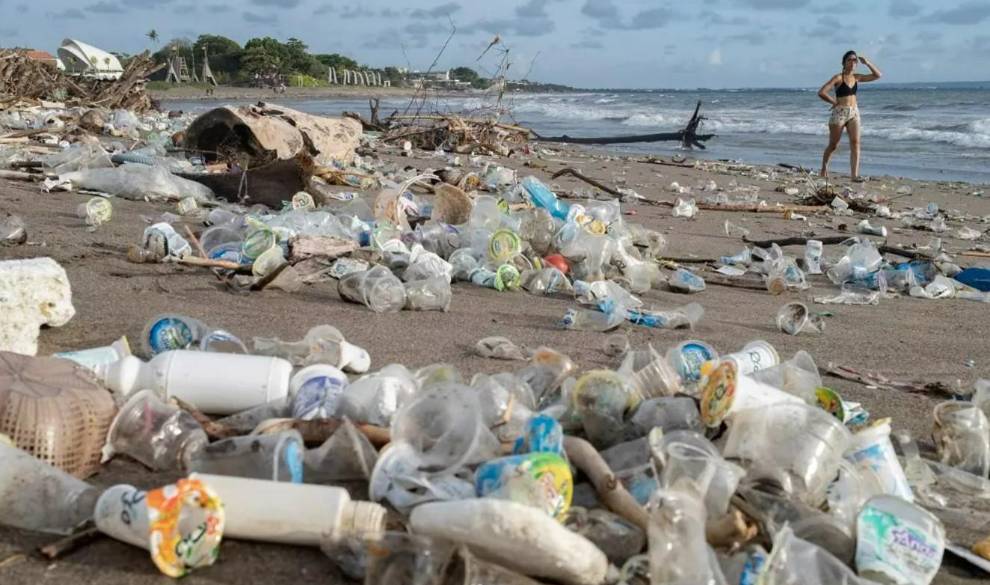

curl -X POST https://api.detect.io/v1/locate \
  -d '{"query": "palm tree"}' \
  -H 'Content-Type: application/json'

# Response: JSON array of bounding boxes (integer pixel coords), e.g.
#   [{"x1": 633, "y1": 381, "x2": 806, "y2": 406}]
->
[{"x1": 146, "y1": 29, "x2": 159, "y2": 48}]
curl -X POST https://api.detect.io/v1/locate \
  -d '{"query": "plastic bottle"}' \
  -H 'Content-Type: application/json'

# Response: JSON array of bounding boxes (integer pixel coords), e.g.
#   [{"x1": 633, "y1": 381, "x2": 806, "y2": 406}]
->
[
  {"x1": 191, "y1": 473, "x2": 387, "y2": 547},
  {"x1": 560, "y1": 307, "x2": 625, "y2": 332},
  {"x1": 94, "y1": 479, "x2": 224, "y2": 578},
  {"x1": 521, "y1": 176, "x2": 570, "y2": 220},
  {"x1": 0, "y1": 442, "x2": 99, "y2": 535},
  {"x1": 54, "y1": 336, "x2": 131, "y2": 371},
  {"x1": 253, "y1": 324, "x2": 370, "y2": 373},
  {"x1": 804, "y1": 240, "x2": 824, "y2": 274},
  {"x1": 626, "y1": 303, "x2": 704, "y2": 330},
  {"x1": 410, "y1": 499, "x2": 609, "y2": 585},
  {"x1": 95, "y1": 350, "x2": 292, "y2": 415},
  {"x1": 668, "y1": 268, "x2": 706, "y2": 293}
]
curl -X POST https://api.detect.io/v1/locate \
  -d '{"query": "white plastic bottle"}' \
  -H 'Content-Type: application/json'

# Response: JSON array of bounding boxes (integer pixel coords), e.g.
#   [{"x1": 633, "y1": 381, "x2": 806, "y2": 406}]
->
[
  {"x1": 95, "y1": 350, "x2": 292, "y2": 415},
  {"x1": 190, "y1": 473, "x2": 386, "y2": 546}
]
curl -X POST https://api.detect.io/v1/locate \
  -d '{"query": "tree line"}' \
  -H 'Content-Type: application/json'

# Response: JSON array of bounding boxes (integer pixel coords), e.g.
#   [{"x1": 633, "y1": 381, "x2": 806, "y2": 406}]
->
[{"x1": 143, "y1": 33, "x2": 489, "y2": 88}]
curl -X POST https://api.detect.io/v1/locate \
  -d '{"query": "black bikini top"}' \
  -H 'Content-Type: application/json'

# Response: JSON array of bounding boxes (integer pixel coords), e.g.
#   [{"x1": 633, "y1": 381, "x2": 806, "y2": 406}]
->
[{"x1": 835, "y1": 75, "x2": 858, "y2": 98}]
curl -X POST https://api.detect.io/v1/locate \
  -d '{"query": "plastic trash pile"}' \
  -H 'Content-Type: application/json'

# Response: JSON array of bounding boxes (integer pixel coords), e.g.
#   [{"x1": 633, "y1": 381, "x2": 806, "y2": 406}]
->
[{"x1": 4, "y1": 295, "x2": 990, "y2": 584}]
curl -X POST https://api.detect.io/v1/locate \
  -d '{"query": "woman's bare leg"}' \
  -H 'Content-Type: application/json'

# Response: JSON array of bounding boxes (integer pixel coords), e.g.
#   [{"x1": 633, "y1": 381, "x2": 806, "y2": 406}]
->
[
  {"x1": 847, "y1": 118, "x2": 861, "y2": 178},
  {"x1": 821, "y1": 123, "x2": 843, "y2": 177}
]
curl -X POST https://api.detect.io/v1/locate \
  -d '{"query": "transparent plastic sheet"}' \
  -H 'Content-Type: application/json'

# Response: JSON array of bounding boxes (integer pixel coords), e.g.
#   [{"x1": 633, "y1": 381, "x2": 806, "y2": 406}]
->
[{"x1": 59, "y1": 164, "x2": 216, "y2": 202}]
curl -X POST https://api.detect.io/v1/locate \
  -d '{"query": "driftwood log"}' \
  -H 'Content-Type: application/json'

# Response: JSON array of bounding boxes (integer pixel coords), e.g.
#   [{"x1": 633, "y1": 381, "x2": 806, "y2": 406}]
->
[{"x1": 537, "y1": 100, "x2": 714, "y2": 149}]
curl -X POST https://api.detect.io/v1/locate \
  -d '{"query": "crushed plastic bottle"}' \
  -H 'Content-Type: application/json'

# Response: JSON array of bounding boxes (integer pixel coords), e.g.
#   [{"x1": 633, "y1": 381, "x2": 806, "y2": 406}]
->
[
  {"x1": 671, "y1": 198, "x2": 698, "y2": 218},
  {"x1": 665, "y1": 269, "x2": 703, "y2": 294}
]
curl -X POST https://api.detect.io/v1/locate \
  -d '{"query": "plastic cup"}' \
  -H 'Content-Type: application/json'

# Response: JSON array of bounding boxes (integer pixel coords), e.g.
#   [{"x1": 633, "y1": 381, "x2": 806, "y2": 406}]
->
[
  {"x1": 141, "y1": 313, "x2": 207, "y2": 356},
  {"x1": 933, "y1": 401, "x2": 990, "y2": 477},
  {"x1": 94, "y1": 480, "x2": 224, "y2": 578},
  {"x1": 489, "y1": 229, "x2": 522, "y2": 263},
  {"x1": 76, "y1": 197, "x2": 112, "y2": 226},
  {"x1": 391, "y1": 384, "x2": 499, "y2": 472},
  {"x1": 339, "y1": 266, "x2": 407, "y2": 313},
  {"x1": 290, "y1": 364, "x2": 349, "y2": 420},
  {"x1": 199, "y1": 225, "x2": 242, "y2": 257},
  {"x1": 749, "y1": 350, "x2": 823, "y2": 404},
  {"x1": 241, "y1": 226, "x2": 277, "y2": 260},
  {"x1": 177, "y1": 196, "x2": 199, "y2": 216},
  {"x1": 845, "y1": 419, "x2": 914, "y2": 502},
  {"x1": 185, "y1": 430, "x2": 305, "y2": 483},
  {"x1": 700, "y1": 359, "x2": 805, "y2": 427},
  {"x1": 603, "y1": 333, "x2": 630, "y2": 357},
  {"x1": 720, "y1": 340, "x2": 780, "y2": 375},
  {"x1": 776, "y1": 302, "x2": 825, "y2": 336},
  {"x1": 723, "y1": 403, "x2": 851, "y2": 505},
  {"x1": 447, "y1": 546, "x2": 543, "y2": 585},
  {"x1": 0, "y1": 442, "x2": 99, "y2": 534},
  {"x1": 630, "y1": 396, "x2": 701, "y2": 435},
  {"x1": 474, "y1": 453, "x2": 573, "y2": 520},
  {"x1": 292, "y1": 192, "x2": 316, "y2": 209},
  {"x1": 631, "y1": 354, "x2": 684, "y2": 399},
  {"x1": 665, "y1": 340, "x2": 718, "y2": 385},
  {"x1": 252, "y1": 245, "x2": 286, "y2": 277},
  {"x1": 102, "y1": 389, "x2": 209, "y2": 471}
]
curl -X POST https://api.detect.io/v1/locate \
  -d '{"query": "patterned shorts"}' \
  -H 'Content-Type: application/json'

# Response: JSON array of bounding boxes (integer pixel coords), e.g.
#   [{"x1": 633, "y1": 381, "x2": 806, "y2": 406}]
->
[{"x1": 829, "y1": 106, "x2": 860, "y2": 127}]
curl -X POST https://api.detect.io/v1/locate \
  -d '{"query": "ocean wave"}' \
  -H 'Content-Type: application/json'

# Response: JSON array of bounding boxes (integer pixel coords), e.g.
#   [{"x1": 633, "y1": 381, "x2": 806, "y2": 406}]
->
[
  {"x1": 621, "y1": 113, "x2": 669, "y2": 127},
  {"x1": 866, "y1": 125, "x2": 990, "y2": 149},
  {"x1": 881, "y1": 103, "x2": 921, "y2": 111}
]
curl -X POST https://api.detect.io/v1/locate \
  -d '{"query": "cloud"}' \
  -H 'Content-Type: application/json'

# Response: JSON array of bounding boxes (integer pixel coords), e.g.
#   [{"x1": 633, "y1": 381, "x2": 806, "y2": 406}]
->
[
  {"x1": 50, "y1": 8, "x2": 87, "y2": 18},
  {"x1": 475, "y1": 17, "x2": 555, "y2": 37},
  {"x1": 581, "y1": 0, "x2": 671, "y2": 30},
  {"x1": 888, "y1": 0, "x2": 921, "y2": 18},
  {"x1": 739, "y1": 0, "x2": 810, "y2": 9},
  {"x1": 581, "y1": 0, "x2": 620, "y2": 26},
  {"x1": 340, "y1": 5, "x2": 374, "y2": 18},
  {"x1": 380, "y1": 8, "x2": 401, "y2": 17},
  {"x1": 708, "y1": 48, "x2": 723, "y2": 66},
  {"x1": 15, "y1": 4, "x2": 28, "y2": 13},
  {"x1": 86, "y1": 1, "x2": 125, "y2": 12},
  {"x1": 698, "y1": 9, "x2": 748, "y2": 25},
  {"x1": 250, "y1": 0, "x2": 299, "y2": 7},
  {"x1": 242, "y1": 10, "x2": 275, "y2": 22},
  {"x1": 626, "y1": 8, "x2": 672, "y2": 29},
  {"x1": 928, "y1": 1, "x2": 990, "y2": 25},
  {"x1": 810, "y1": 1, "x2": 858, "y2": 13},
  {"x1": 314, "y1": 3, "x2": 332, "y2": 15},
  {"x1": 517, "y1": 0, "x2": 551, "y2": 18},
  {"x1": 572, "y1": 39, "x2": 604, "y2": 50},
  {"x1": 173, "y1": 3, "x2": 196, "y2": 12},
  {"x1": 727, "y1": 31, "x2": 766, "y2": 45},
  {"x1": 122, "y1": 0, "x2": 176, "y2": 8},
  {"x1": 410, "y1": 2, "x2": 460, "y2": 19}
]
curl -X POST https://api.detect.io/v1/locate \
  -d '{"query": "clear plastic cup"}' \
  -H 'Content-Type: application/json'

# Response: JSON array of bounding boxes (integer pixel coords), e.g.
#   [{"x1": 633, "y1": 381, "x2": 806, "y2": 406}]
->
[
  {"x1": 723, "y1": 403, "x2": 851, "y2": 505},
  {"x1": 391, "y1": 384, "x2": 499, "y2": 472},
  {"x1": 933, "y1": 401, "x2": 990, "y2": 477},
  {"x1": 185, "y1": 430, "x2": 304, "y2": 482},
  {"x1": 339, "y1": 266, "x2": 407, "y2": 313},
  {"x1": 102, "y1": 389, "x2": 209, "y2": 471},
  {"x1": 0, "y1": 442, "x2": 99, "y2": 534},
  {"x1": 776, "y1": 302, "x2": 825, "y2": 336},
  {"x1": 76, "y1": 197, "x2": 112, "y2": 226}
]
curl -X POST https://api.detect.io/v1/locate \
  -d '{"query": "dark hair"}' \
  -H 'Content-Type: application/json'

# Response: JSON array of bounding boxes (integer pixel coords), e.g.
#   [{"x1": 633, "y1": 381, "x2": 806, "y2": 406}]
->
[{"x1": 842, "y1": 50, "x2": 857, "y2": 64}]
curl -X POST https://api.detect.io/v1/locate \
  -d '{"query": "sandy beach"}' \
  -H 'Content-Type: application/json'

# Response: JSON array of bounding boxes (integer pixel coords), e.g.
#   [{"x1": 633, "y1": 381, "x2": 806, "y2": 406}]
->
[{"x1": 1, "y1": 112, "x2": 989, "y2": 583}]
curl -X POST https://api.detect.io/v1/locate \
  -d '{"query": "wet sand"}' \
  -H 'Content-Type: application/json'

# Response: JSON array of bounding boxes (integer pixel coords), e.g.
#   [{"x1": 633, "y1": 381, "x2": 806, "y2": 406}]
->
[{"x1": 0, "y1": 139, "x2": 989, "y2": 583}]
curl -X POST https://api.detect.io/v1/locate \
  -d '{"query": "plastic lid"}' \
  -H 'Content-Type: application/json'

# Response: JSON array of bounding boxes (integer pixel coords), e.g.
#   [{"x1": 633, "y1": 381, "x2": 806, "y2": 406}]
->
[{"x1": 700, "y1": 360, "x2": 739, "y2": 428}]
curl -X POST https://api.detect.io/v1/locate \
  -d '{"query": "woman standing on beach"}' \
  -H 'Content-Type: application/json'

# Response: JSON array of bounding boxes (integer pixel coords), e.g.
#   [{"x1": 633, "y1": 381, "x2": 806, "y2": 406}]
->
[{"x1": 818, "y1": 50, "x2": 882, "y2": 180}]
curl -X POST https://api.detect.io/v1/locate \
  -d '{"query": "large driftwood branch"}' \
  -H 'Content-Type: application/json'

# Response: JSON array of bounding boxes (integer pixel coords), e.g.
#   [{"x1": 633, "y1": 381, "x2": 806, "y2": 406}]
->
[
  {"x1": 551, "y1": 167, "x2": 624, "y2": 198},
  {"x1": 563, "y1": 436, "x2": 650, "y2": 531},
  {"x1": 537, "y1": 100, "x2": 714, "y2": 148}
]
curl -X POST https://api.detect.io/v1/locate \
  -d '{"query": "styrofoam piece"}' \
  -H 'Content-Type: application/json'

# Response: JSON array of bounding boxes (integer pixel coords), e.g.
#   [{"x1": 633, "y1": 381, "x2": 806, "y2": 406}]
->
[{"x1": 0, "y1": 257, "x2": 75, "y2": 355}]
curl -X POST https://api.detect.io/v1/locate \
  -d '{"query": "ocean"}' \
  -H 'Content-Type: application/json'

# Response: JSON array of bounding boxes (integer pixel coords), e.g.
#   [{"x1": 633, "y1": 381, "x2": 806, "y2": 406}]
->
[{"x1": 163, "y1": 82, "x2": 990, "y2": 185}]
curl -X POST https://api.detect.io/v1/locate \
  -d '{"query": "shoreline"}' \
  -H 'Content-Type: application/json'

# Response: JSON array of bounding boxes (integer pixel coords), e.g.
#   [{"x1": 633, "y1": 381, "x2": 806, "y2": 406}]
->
[{"x1": 150, "y1": 85, "x2": 480, "y2": 102}]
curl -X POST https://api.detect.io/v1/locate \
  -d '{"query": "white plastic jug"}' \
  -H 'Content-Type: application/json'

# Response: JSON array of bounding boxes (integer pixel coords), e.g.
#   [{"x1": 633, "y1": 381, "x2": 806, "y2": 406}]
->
[{"x1": 96, "y1": 350, "x2": 292, "y2": 415}]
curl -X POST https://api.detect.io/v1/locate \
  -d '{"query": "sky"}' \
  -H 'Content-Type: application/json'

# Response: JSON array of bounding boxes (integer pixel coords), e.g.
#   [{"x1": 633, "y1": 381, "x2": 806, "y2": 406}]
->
[{"x1": 5, "y1": 0, "x2": 990, "y2": 88}]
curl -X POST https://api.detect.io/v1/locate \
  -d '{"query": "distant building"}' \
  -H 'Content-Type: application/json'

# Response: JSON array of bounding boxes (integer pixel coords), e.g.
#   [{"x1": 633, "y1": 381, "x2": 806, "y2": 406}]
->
[
  {"x1": 57, "y1": 38, "x2": 124, "y2": 80},
  {"x1": 21, "y1": 50, "x2": 58, "y2": 69},
  {"x1": 407, "y1": 69, "x2": 471, "y2": 89}
]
